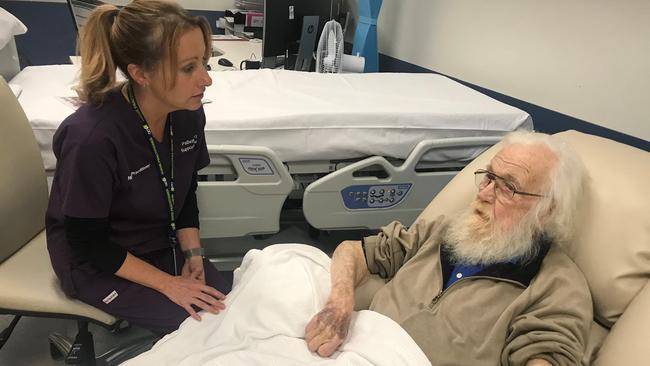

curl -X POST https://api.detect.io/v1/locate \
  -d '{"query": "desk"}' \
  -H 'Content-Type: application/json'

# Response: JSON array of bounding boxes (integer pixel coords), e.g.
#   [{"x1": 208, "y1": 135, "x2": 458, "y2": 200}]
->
[
  {"x1": 69, "y1": 40, "x2": 263, "y2": 73},
  {"x1": 209, "y1": 39, "x2": 262, "y2": 71}
]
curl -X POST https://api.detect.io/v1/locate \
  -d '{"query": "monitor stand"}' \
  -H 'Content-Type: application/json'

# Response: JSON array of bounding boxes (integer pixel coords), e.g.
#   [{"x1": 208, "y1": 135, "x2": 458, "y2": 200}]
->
[{"x1": 293, "y1": 16, "x2": 320, "y2": 72}]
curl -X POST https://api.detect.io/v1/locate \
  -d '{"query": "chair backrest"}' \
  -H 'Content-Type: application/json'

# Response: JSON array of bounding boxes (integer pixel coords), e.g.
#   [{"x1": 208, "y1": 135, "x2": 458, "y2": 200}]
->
[
  {"x1": 0, "y1": 76, "x2": 48, "y2": 263},
  {"x1": 66, "y1": 0, "x2": 105, "y2": 33},
  {"x1": 415, "y1": 130, "x2": 650, "y2": 327}
]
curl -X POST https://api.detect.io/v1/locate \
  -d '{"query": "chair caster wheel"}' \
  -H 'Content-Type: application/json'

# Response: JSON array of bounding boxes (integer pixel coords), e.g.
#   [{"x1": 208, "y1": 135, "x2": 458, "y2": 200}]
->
[
  {"x1": 48, "y1": 332, "x2": 72, "y2": 362},
  {"x1": 49, "y1": 339, "x2": 66, "y2": 361}
]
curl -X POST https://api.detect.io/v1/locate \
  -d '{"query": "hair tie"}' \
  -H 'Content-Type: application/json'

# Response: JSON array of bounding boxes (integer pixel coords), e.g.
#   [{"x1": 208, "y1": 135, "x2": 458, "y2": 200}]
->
[{"x1": 111, "y1": 7, "x2": 120, "y2": 22}]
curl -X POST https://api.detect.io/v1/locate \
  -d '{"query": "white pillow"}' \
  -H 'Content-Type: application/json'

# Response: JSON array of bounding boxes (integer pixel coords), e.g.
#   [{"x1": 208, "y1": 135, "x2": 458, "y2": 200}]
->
[{"x1": 0, "y1": 7, "x2": 27, "y2": 50}]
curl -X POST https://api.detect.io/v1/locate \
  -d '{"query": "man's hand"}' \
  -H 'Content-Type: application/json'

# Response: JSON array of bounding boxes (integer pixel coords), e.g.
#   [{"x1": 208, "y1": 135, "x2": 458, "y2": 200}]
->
[
  {"x1": 526, "y1": 359, "x2": 553, "y2": 366},
  {"x1": 305, "y1": 294, "x2": 353, "y2": 357},
  {"x1": 181, "y1": 256, "x2": 206, "y2": 284},
  {"x1": 160, "y1": 276, "x2": 226, "y2": 321}
]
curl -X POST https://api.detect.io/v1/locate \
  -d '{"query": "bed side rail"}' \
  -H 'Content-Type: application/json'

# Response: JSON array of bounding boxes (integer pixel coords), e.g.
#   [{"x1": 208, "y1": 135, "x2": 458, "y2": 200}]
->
[
  {"x1": 303, "y1": 136, "x2": 502, "y2": 230},
  {"x1": 197, "y1": 145, "x2": 293, "y2": 238}
]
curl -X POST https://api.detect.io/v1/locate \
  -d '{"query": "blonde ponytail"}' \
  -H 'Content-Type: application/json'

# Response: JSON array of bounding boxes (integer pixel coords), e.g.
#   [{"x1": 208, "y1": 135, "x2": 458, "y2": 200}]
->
[
  {"x1": 75, "y1": 4, "x2": 120, "y2": 105},
  {"x1": 74, "y1": 0, "x2": 212, "y2": 105}
]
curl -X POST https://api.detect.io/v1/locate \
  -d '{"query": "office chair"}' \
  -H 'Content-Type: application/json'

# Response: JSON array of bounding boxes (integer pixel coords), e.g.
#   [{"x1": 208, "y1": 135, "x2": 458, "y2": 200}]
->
[{"x1": 0, "y1": 76, "x2": 157, "y2": 365}]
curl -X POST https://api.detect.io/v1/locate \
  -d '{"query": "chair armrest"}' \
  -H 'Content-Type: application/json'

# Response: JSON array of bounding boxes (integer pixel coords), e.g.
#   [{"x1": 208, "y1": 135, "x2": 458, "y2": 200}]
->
[
  {"x1": 353, "y1": 274, "x2": 386, "y2": 311},
  {"x1": 593, "y1": 280, "x2": 650, "y2": 365}
]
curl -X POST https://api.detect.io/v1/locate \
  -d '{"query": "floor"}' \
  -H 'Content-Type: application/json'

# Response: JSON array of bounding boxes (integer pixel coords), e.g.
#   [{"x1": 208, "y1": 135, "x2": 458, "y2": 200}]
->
[{"x1": 0, "y1": 217, "x2": 370, "y2": 365}]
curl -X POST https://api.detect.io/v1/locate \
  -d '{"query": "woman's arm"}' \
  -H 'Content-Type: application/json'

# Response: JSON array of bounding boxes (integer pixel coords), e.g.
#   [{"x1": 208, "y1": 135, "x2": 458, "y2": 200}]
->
[
  {"x1": 65, "y1": 217, "x2": 223, "y2": 321},
  {"x1": 175, "y1": 171, "x2": 206, "y2": 282},
  {"x1": 176, "y1": 227, "x2": 207, "y2": 283},
  {"x1": 114, "y1": 251, "x2": 224, "y2": 320}
]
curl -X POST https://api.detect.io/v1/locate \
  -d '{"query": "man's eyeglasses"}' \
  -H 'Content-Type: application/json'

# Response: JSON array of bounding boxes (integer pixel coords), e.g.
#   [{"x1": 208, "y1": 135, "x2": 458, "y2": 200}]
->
[{"x1": 474, "y1": 169, "x2": 545, "y2": 199}]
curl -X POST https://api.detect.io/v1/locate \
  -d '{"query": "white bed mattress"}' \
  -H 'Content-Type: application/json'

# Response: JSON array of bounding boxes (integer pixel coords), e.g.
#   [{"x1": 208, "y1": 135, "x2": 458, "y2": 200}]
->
[{"x1": 10, "y1": 65, "x2": 532, "y2": 171}]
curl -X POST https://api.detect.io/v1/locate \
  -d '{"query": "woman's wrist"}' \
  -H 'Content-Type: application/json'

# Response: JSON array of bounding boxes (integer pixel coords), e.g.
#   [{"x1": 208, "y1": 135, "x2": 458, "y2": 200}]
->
[{"x1": 182, "y1": 247, "x2": 204, "y2": 259}]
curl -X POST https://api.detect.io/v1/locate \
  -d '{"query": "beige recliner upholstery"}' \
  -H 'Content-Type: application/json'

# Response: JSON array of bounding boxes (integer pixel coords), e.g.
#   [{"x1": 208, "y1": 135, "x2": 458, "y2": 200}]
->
[
  {"x1": 356, "y1": 130, "x2": 649, "y2": 365},
  {"x1": 0, "y1": 77, "x2": 155, "y2": 365}
]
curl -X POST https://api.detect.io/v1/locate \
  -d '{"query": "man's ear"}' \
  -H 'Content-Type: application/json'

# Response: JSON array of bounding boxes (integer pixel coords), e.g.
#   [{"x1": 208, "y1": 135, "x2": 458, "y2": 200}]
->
[
  {"x1": 126, "y1": 63, "x2": 149, "y2": 87},
  {"x1": 539, "y1": 199, "x2": 556, "y2": 225}
]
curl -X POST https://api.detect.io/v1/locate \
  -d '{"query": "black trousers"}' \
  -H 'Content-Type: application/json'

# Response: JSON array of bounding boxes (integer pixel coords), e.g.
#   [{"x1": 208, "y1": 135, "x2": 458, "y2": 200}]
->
[{"x1": 70, "y1": 246, "x2": 231, "y2": 335}]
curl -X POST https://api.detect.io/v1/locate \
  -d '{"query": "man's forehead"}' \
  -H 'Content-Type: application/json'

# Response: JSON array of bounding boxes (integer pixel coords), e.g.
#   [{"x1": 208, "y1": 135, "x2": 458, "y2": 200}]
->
[{"x1": 489, "y1": 143, "x2": 556, "y2": 183}]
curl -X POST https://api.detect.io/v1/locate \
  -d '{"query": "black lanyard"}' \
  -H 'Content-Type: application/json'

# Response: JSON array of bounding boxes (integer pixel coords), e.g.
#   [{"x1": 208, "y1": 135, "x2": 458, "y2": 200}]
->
[{"x1": 126, "y1": 83, "x2": 178, "y2": 247}]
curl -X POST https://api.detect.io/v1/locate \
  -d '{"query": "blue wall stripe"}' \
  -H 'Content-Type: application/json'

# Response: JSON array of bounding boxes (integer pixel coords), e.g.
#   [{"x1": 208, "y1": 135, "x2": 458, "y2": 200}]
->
[
  {"x1": 1, "y1": 1, "x2": 77, "y2": 66},
  {"x1": 379, "y1": 54, "x2": 650, "y2": 152},
  {"x1": 1, "y1": 1, "x2": 224, "y2": 67}
]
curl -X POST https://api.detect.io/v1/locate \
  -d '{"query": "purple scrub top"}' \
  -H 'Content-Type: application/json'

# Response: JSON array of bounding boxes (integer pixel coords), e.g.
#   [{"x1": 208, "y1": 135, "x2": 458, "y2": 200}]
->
[{"x1": 45, "y1": 88, "x2": 210, "y2": 296}]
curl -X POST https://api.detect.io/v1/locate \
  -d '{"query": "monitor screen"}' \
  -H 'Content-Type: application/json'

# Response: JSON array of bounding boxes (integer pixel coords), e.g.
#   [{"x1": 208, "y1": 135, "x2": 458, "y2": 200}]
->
[
  {"x1": 67, "y1": 0, "x2": 106, "y2": 33},
  {"x1": 262, "y1": 0, "x2": 333, "y2": 67}
]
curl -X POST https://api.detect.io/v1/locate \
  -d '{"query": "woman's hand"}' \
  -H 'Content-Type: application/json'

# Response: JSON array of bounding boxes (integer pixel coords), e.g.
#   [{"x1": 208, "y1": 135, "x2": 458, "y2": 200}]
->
[
  {"x1": 304, "y1": 291, "x2": 354, "y2": 357},
  {"x1": 181, "y1": 256, "x2": 206, "y2": 284},
  {"x1": 160, "y1": 275, "x2": 226, "y2": 321}
]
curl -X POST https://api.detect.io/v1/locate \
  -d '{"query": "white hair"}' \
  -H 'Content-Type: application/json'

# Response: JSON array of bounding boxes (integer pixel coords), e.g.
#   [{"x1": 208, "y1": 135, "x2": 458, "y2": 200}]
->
[
  {"x1": 501, "y1": 131, "x2": 587, "y2": 245},
  {"x1": 444, "y1": 131, "x2": 587, "y2": 265}
]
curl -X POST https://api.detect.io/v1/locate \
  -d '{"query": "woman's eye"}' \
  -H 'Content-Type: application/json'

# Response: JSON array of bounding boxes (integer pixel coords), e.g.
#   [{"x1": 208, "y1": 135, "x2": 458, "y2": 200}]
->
[{"x1": 184, "y1": 64, "x2": 195, "y2": 73}]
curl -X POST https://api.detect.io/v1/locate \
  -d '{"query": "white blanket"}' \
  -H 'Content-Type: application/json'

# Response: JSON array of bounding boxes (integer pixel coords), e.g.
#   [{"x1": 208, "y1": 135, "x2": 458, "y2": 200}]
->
[{"x1": 121, "y1": 244, "x2": 430, "y2": 366}]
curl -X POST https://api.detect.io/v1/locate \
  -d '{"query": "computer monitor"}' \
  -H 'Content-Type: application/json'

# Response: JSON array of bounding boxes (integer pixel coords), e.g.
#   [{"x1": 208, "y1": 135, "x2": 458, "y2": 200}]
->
[
  {"x1": 262, "y1": 0, "x2": 334, "y2": 70},
  {"x1": 67, "y1": 0, "x2": 106, "y2": 34}
]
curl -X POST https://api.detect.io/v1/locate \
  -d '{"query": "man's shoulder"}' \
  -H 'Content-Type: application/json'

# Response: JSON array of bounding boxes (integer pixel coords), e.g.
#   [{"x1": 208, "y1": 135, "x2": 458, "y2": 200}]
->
[
  {"x1": 543, "y1": 244, "x2": 582, "y2": 271},
  {"x1": 534, "y1": 244, "x2": 591, "y2": 295},
  {"x1": 413, "y1": 214, "x2": 452, "y2": 245}
]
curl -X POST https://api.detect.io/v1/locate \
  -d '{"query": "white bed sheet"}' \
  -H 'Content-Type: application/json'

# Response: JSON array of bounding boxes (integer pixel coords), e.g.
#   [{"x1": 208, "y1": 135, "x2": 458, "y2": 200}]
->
[
  {"x1": 122, "y1": 244, "x2": 431, "y2": 366},
  {"x1": 10, "y1": 65, "x2": 532, "y2": 171}
]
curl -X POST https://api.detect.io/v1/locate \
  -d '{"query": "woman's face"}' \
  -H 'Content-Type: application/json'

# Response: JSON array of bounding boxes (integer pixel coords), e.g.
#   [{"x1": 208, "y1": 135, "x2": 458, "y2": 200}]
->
[{"x1": 149, "y1": 26, "x2": 212, "y2": 111}]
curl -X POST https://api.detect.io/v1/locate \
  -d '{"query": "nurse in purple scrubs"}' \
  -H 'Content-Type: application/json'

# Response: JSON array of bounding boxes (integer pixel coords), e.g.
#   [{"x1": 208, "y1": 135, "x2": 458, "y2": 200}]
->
[{"x1": 45, "y1": 0, "x2": 230, "y2": 335}]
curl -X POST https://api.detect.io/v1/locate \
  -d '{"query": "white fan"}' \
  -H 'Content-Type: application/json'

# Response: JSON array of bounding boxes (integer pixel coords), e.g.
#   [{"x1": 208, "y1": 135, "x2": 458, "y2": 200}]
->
[{"x1": 316, "y1": 20, "x2": 344, "y2": 73}]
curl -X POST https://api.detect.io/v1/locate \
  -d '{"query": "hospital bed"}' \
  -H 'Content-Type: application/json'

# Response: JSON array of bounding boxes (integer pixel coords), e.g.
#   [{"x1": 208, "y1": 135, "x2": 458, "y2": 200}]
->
[{"x1": 9, "y1": 65, "x2": 533, "y2": 238}]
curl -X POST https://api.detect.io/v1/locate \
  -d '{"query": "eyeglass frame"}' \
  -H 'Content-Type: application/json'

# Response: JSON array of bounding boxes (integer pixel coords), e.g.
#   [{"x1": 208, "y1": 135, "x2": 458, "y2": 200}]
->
[{"x1": 473, "y1": 169, "x2": 545, "y2": 198}]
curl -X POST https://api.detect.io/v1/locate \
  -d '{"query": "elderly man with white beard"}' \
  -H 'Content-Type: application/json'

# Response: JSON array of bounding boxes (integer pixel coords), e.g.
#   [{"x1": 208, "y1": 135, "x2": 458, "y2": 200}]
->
[{"x1": 305, "y1": 132, "x2": 593, "y2": 366}]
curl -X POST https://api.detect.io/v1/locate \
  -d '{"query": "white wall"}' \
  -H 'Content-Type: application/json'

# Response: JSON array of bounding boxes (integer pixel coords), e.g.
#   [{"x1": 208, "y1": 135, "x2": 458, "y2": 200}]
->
[
  {"x1": 377, "y1": 0, "x2": 650, "y2": 141},
  {"x1": 3, "y1": 0, "x2": 234, "y2": 11}
]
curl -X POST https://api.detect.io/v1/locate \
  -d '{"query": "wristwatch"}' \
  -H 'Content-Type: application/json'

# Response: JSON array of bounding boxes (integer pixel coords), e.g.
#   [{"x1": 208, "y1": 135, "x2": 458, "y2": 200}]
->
[{"x1": 183, "y1": 247, "x2": 205, "y2": 259}]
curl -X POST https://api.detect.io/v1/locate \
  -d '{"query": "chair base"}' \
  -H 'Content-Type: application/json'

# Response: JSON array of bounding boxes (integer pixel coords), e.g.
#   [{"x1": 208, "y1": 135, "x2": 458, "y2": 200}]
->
[
  {"x1": 0, "y1": 315, "x2": 157, "y2": 366},
  {"x1": 0, "y1": 315, "x2": 22, "y2": 350},
  {"x1": 47, "y1": 320, "x2": 158, "y2": 366}
]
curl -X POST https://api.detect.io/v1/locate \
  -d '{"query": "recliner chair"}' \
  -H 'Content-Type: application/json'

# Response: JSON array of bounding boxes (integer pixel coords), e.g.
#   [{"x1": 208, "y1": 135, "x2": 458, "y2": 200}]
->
[
  {"x1": 0, "y1": 76, "x2": 156, "y2": 365},
  {"x1": 355, "y1": 129, "x2": 650, "y2": 365}
]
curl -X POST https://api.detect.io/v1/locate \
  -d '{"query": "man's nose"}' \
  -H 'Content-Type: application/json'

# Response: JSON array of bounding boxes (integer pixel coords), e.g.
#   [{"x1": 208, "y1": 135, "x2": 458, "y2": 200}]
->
[{"x1": 477, "y1": 179, "x2": 496, "y2": 203}]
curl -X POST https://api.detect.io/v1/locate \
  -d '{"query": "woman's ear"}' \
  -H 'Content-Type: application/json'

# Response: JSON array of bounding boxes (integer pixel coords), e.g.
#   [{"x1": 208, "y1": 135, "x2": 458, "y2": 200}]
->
[{"x1": 126, "y1": 63, "x2": 149, "y2": 87}]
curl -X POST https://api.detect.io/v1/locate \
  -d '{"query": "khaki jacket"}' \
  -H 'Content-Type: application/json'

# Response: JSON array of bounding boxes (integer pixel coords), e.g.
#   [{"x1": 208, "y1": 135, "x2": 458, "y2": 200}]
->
[{"x1": 363, "y1": 216, "x2": 592, "y2": 366}]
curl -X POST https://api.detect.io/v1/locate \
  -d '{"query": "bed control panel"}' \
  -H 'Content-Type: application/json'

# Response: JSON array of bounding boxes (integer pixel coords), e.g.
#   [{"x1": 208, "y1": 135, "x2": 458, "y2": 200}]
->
[
  {"x1": 239, "y1": 157, "x2": 275, "y2": 175},
  {"x1": 341, "y1": 184, "x2": 412, "y2": 209}
]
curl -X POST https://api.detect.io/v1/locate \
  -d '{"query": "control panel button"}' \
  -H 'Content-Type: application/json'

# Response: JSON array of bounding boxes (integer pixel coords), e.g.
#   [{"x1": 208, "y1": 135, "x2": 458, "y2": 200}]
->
[{"x1": 341, "y1": 184, "x2": 411, "y2": 209}]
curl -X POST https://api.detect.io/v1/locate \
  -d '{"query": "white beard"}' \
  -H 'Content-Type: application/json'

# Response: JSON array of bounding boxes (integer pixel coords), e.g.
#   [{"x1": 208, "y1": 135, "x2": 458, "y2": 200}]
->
[{"x1": 444, "y1": 200, "x2": 541, "y2": 265}]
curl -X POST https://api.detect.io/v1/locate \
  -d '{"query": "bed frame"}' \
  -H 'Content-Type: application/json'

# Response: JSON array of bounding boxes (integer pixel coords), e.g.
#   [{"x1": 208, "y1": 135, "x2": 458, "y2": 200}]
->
[{"x1": 196, "y1": 136, "x2": 502, "y2": 238}]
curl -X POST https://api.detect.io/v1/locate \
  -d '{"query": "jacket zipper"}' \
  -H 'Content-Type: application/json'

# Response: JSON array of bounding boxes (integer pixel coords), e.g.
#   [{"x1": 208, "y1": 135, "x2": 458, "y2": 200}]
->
[
  {"x1": 428, "y1": 277, "x2": 526, "y2": 309},
  {"x1": 428, "y1": 245, "x2": 528, "y2": 309}
]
